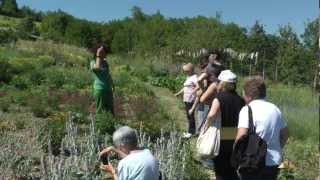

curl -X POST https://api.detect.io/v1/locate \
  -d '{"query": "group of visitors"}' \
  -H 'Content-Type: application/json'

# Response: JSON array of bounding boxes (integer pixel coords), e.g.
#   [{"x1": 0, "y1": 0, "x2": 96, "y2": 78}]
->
[
  {"x1": 89, "y1": 45, "x2": 289, "y2": 180},
  {"x1": 176, "y1": 50, "x2": 289, "y2": 180}
]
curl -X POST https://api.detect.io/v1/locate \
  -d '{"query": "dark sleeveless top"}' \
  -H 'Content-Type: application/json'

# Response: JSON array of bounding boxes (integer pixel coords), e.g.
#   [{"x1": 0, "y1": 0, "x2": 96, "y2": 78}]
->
[{"x1": 216, "y1": 91, "x2": 245, "y2": 127}]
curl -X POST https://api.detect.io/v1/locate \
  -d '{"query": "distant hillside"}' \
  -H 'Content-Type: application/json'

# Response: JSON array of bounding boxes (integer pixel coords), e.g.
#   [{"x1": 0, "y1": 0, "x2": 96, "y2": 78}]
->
[{"x1": 0, "y1": 14, "x2": 19, "y2": 28}]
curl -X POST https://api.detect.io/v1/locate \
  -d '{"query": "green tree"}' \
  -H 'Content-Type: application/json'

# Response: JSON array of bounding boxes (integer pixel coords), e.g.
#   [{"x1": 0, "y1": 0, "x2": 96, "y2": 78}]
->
[
  {"x1": 302, "y1": 18, "x2": 319, "y2": 54},
  {"x1": 247, "y1": 21, "x2": 269, "y2": 77},
  {"x1": 0, "y1": 0, "x2": 18, "y2": 16},
  {"x1": 20, "y1": 5, "x2": 43, "y2": 21},
  {"x1": 65, "y1": 20, "x2": 101, "y2": 48},
  {"x1": 302, "y1": 18, "x2": 319, "y2": 88},
  {"x1": 276, "y1": 25, "x2": 312, "y2": 84},
  {"x1": 41, "y1": 11, "x2": 73, "y2": 42},
  {"x1": 111, "y1": 23, "x2": 136, "y2": 53},
  {"x1": 17, "y1": 16, "x2": 36, "y2": 39},
  {"x1": 131, "y1": 6, "x2": 147, "y2": 22}
]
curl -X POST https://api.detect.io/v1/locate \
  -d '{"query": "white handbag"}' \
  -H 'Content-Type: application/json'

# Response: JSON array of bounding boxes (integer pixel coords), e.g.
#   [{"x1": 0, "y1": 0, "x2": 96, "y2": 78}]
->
[{"x1": 196, "y1": 113, "x2": 221, "y2": 158}]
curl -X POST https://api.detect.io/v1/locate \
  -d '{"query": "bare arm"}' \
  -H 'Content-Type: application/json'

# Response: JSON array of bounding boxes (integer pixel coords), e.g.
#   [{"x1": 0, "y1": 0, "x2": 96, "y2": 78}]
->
[
  {"x1": 200, "y1": 83, "x2": 218, "y2": 103},
  {"x1": 100, "y1": 164, "x2": 118, "y2": 180},
  {"x1": 280, "y1": 127, "x2": 289, "y2": 148},
  {"x1": 235, "y1": 128, "x2": 248, "y2": 143},
  {"x1": 92, "y1": 47, "x2": 104, "y2": 71},
  {"x1": 99, "y1": 146, "x2": 127, "y2": 159},
  {"x1": 175, "y1": 88, "x2": 184, "y2": 97},
  {"x1": 203, "y1": 98, "x2": 220, "y2": 132},
  {"x1": 189, "y1": 96, "x2": 199, "y2": 115},
  {"x1": 197, "y1": 73, "x2": 208, "y2": 84},
  {"x1": 189, "y1": 82, "x2": 202, "y2": 114},
  {"x1": 92, "y1": 57, "x2": 103, "y2": 70}
]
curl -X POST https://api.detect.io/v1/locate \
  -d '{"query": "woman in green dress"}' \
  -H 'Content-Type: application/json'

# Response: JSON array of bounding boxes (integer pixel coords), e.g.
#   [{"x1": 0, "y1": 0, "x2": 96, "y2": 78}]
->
[{"x1": 90, "y1": 45, "x2": 114, "y2": 116}]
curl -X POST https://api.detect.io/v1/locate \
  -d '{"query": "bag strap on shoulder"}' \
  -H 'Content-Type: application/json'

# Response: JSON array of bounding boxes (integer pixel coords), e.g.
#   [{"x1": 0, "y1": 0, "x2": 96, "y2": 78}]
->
[{"x1": 247, "y1": 105, "x2": 256, "y2": 134}]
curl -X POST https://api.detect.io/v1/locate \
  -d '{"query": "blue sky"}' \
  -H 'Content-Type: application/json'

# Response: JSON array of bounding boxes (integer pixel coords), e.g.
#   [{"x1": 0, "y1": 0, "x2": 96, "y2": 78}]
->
[{"x1": 16, "y1": 0, "x2": 318, "y2": 36}]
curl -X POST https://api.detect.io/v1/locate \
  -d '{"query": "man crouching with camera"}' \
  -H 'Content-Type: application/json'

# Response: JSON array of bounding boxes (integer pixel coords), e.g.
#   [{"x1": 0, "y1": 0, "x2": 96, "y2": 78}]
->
[{"x1": 99, "y1": 126, "x2": 160, "y2": 180}]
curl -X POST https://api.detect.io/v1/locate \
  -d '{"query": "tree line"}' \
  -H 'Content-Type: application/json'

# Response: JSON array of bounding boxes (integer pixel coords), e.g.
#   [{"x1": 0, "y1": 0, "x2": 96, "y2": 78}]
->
[{"x1": 0, "y1": 1, "x2": 318, "y2": 86}]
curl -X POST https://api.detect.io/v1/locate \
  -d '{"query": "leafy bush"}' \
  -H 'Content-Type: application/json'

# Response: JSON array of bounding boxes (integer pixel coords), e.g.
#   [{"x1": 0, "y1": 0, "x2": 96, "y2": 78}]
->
[
  {"x1": 33, "y1": 55, "x2": 55, "y2": 67},
  {"x1": 64, "y1": 68, "x2": 91, "y2": 89},
  {"x1": 38, "y1": 112, "x2": 68, "y2": 155},
  {"x1": 26, "y1": 68, "x2": 46, "y2": 86},
  {"x1": 95, "y1": 112, "x2": 117, "y2": 136},
  {"x1": 10, "y1": 75, "x2": 31, "y2": 90},
  {"x1": 27, "y1": 90, "x2": 52, "y2": 118},
  {"x1": 0, "y1": 96, "x2": 11, "y2": 112},
  {"x1": 148, "y1": 75, "x2": 185, "y2": 92},
  {"x1": 0, "y1": 29, "x2": 18, "y2": 44},
  {"x1": 0, "y1": 59, "x2": 15, "y2": 83},
  {"x1": 44, "y1": 68, "x2": 66, "y2": 88},
  {"x1": 279, "y1": 139, "x2": 319, "y2": 179},
  {"x1": 8, "y1": 57, "x2": 35, "y2": 74},
  {"x1": 114, "y1": 70, "x2": 154, "y2": 97},
  {"x1": 9, "y1": 89, "x2": 30, "y2": 106},
  {"x1": 14, "y1": 118, "x2": 26, "y2": 130}
]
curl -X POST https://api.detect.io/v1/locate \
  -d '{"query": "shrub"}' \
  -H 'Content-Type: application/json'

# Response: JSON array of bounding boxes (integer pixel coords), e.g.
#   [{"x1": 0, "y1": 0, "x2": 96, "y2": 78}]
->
[
  {"x1": 26, "y1": 68, "x2": 46, "y2": 86},
  {"x1": 8, "y1": 57, "x2": 35, "y2": 74},
  {"x1": 95, "y1": 112, "x2": 117, "y2": 136},
  {"x1": 29, "y1": 96, "x2": 51, "y2": 118},
  {"x1": 64, "y1": 68, "x2": 91, "y2": 89},
  {"x1": 0, "y1": 96, "x2": 11, "y2": 112},
  {"x1": 38, "y1": 112, "x2": 68, "y2": 155},
  {"x1": 279, "y1": 139, "x2": 319, "y2": 179},
  {"x1": 34, "y1": 55, "x2": 55, "y2": 67},
  {"x1": 0, "y1": 29, "x2": 18, "y2": 44},
  {"x1": 148, "y1": 75, "x2": 185, "y2": 92},
  {"x1": 0, "y1": 59, "x2": 15, "y2": 83},
  {"x1": 114, "y1": 70, "x2": 154, "y2": 97},
  {"x1": 10, "y1": 89, "x2": 30, "y2": 106},
  {"x1": 14, "y1": 118, "x2": 26, "y2": 130},
  {"x1": 10, "y1": 75, "x2": 31, "y2": 90},
  {"x1": 44, "y1": 68, "x2": 66, "y2": 88}
]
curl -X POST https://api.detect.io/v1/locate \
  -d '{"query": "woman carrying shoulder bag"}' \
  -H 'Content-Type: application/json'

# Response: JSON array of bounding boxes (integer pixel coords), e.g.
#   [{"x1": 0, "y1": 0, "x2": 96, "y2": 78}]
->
[{"x1": 203, "y1": 70, "x2": 245, "y2": 180}]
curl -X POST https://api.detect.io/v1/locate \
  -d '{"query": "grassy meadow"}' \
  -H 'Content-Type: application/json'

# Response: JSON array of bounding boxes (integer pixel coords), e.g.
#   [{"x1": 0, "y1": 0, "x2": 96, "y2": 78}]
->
[{"x1": 0, "y1": 40, "x2": 318, "y2": 179}]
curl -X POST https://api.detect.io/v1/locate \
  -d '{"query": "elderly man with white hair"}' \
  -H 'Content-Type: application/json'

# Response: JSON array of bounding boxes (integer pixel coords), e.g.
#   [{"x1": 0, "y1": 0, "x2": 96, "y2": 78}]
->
[{"x1": 99, "y1": 126, "x2": 159, "y2": 180}]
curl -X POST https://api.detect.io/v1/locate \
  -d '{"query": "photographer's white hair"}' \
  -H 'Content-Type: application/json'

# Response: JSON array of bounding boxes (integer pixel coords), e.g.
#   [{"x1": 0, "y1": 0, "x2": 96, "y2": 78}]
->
[{"x1": 112, "y1": 126, "x2": 138, "y2": 150}]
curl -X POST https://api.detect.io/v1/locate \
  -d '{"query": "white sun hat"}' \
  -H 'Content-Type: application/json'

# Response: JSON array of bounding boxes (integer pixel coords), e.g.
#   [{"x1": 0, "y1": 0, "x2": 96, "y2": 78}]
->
[{"x1": 218, "y1": 69, "x2": 237, "y2": 83}]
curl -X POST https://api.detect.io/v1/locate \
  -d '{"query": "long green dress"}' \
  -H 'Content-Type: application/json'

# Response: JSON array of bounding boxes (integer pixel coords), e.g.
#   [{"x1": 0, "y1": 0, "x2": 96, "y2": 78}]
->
[{"x1": 90, "y1": 59, "x2": 114, "y2": 135}]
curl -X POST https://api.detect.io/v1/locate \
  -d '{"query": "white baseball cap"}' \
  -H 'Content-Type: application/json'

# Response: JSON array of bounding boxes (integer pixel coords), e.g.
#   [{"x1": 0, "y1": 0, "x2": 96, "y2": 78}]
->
[{"x1": 218, "y1": 70, "x2": 237, "y2": 83}]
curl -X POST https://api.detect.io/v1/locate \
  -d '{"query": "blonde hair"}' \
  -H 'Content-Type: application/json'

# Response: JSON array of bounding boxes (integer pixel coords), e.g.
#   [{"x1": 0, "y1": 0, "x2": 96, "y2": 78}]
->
[
  {"x1": 182, "y1": 63, "x2": 194, "y2": 73},
  {"x1": 218, "y1": 81, "x2": 236, "y2": 92}
]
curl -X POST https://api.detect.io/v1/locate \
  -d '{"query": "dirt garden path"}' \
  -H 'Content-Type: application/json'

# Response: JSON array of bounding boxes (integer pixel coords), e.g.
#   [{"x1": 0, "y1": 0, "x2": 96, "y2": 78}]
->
[{"x1": 149, "y1": 85, "x2": 216, "y2": 180}]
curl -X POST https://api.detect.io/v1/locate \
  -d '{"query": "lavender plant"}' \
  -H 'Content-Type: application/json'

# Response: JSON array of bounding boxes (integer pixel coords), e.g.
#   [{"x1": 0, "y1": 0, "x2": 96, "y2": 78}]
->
[
  {"x1": 40, "y1": 115, "x2": 103, "y2": 179},
  {"x1": 1, "y1": 113, "x2": 198, "y2": 179}
]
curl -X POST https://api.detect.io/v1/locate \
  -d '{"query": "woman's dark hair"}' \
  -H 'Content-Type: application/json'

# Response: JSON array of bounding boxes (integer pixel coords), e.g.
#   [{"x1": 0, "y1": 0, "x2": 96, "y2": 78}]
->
[
  {"x1": 208, "y1": 49, "x2": 221, "y2": 60},
  {"x1": 89, "y1": 44, "x2": 110, "y2": 58},
  {"x1": 200, "y1": 55, "x2": 208, "y2": 69}
]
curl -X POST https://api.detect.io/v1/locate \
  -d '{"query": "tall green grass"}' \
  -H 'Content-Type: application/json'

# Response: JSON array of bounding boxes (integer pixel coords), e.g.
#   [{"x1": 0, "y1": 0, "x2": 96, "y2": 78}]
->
[{"x1": 267, "y1": 84, "x2": 318, "y2": 142}]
